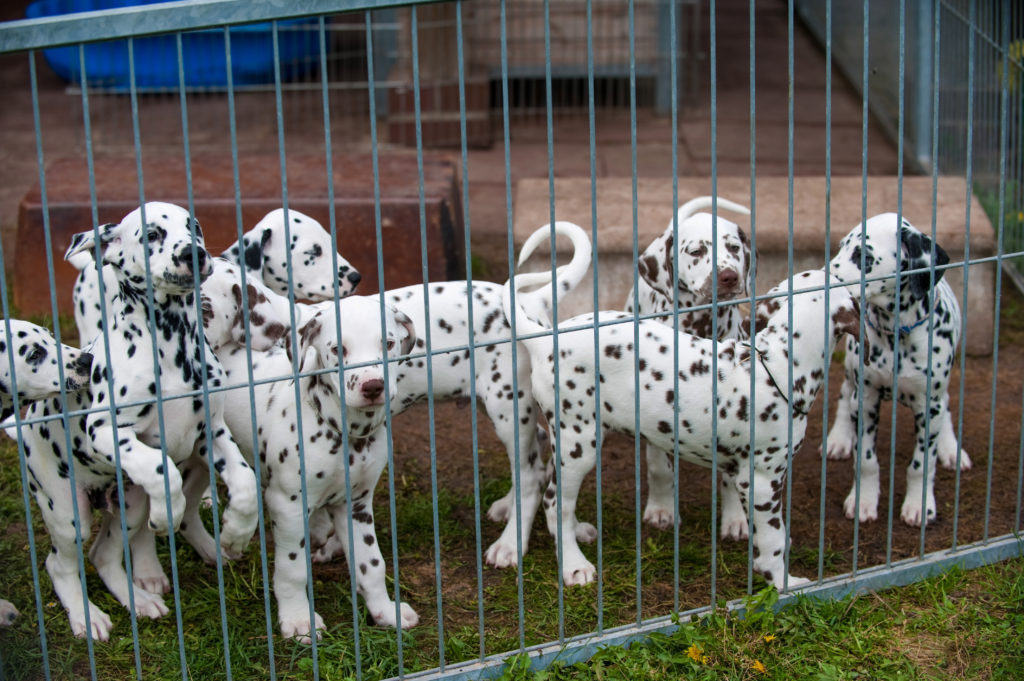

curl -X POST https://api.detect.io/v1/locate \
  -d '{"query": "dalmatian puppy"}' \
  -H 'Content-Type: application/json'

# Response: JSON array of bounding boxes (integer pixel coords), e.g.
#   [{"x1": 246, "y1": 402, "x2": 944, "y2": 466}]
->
[
  {"x1": 200, "y1": 257, "x2": 291, "y2": 355},
  {"x1": 208, "y1": 296, "x2": 416, "y2": 641},
  {"x1": 221, "y1": 207, "x2": 361, "y2": 301},
  {"x1": 505, "y1": 262, "x2": 859, "y2": 589},
  {"x1": 1, "y1": 319, "x2": 93, "y2": 423},
  {"x1": 625, "y1": 196, "x2": 756, "y2": 540},
  {"x1": 70, "y1": 207, "x2": 359, "y2": 343},
  {"x1": 0, "y1": 319, "x2": 94, "y2": 627},
  {"x1": 826, "y1": 213, "x2": 969, "y2": 527},
  {"x1": 18, "y1": 202, "x2": 259, "y2": 641},
  {"x1": 302, "y1": 220, "x2": 594, "y2": 571}
]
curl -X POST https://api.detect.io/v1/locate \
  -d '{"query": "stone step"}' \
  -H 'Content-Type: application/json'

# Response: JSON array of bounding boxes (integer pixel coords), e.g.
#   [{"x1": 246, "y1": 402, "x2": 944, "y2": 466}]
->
[{"x1": 513, "y1": 176, "x2": 996, "y2": 355}]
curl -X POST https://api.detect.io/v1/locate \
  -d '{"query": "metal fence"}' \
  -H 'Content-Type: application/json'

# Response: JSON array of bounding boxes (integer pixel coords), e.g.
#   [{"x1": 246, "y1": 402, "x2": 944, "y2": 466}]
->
[{"x1": 0, "y1": 1, "x2": 1021, "y2": 680}]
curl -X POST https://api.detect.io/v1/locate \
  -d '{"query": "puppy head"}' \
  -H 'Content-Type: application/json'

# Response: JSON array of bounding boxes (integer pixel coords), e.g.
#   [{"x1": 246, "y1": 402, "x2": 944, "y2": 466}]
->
[
  {"x1": 829, "y1": 213, "x2": 949, "y2": 307},
  {"x1": 755, "y1": 270, "x2": 860, "y2": 348},
  {"x1": 246, "y1": 208, "x2": 361, "y2": 303},
  {"x1": 290, "y1": 297, "x2": 415, "y2": 411},
  {"x1": 0, "y1": 320, "x2": 93, "y2": 410},
  {"x1": 202, "y1": 258, "x2": 290, "y2": 353},
  {"x1": 66, "y1": 202, "x2": 212, "y2": 295},
  {"x1": 638, "y1": 212, "x2": 751, "y2": 303}
]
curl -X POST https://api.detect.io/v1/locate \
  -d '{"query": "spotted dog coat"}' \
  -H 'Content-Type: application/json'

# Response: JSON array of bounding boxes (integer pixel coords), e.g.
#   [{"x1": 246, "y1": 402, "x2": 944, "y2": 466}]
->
[
  {"x1": 215, "y1": 297, "x2": 416, "y2": 641},
  {"x1": 221, "y1": 207, "x2": 361, "y2": 301},
  {"x1": 0, "y1": 319, "x2": 94, "y2": 627},
  {"x1": 624, "y1": 196, "x2": 756, "y2": 540},
  {"x1": 71, "y1": 207, "x2": 359, "y2": 343},
  {"x1": 826, "y1": 213, "x2": 969, "y2": 527},
  {"x1": 0, "y1": 319, "x2": 92, "y2": 423},
  {"x1": 505, "y1": 268, "x2": 859, "y2": 589},
  {"x1": 200, "y1": 257, "x2": 291, "y2": 355},
  {"x1": 333, "y1": 220, "x2": 594, "y2": 570},
  {"x1": 18, "y1": 203, "x2": 259, "y2": 641}
]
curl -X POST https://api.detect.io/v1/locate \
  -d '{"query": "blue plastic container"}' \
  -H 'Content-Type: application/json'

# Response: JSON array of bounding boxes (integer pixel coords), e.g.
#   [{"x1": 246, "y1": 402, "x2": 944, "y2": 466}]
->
[{"x1": 27, "y1": 0, "x2": 321, "y2": 90}]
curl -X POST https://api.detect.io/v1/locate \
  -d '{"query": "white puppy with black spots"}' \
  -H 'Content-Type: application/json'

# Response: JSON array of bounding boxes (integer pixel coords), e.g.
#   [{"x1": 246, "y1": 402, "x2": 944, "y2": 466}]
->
[
  {"x1": 18, "y1": 203, "x2": 258, "y2": 640},
  {"x1": 211, "y1": 297, "x2": 416, "y2": 641},
  {"x1": 625, "y1": 196, "x2": 756, "y2": 540},
  {"x1": 1, "y1": 319, "x2": 94, "y2": 626},
  {"x1": 506, "y1": 260, "x2": 860, "y2": 589},
  {"x1": 826, "y1": 213, "x2": 969, "y2": 527},
  {"x1": 221, "y1": 207, "x2": 361, "y2": 301},
  {"x1": 71, "y1": 206, "x2": 359, "y2": 342},
  {"x1": 313, "y1": 220, "x2": 594, "y2": 570}
]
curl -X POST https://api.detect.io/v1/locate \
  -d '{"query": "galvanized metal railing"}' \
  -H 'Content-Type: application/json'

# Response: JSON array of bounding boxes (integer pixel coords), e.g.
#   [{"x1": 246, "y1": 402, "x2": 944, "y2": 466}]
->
[{"x1": 0, "y1": 1, "x2": 1022, "y2": 681}]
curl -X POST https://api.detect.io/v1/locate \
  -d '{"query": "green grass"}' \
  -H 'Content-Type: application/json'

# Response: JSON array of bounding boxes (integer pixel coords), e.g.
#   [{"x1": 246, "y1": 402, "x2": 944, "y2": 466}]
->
[{"x1": 499, "y1": 563, "x2": 1024, "y2": 681}]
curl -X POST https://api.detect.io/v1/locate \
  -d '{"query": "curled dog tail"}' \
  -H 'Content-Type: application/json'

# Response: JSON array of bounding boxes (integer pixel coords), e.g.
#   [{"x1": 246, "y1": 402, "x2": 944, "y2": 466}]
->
[
  {"x1": 502, "y1": 221, "x2": 592, "y2": 346},
  {"x1": 512, "y1": 220, "x2": 593, "y2": 326},
  {"x1": 673, "y1": 195, "x2": 750, "y2": 227}
]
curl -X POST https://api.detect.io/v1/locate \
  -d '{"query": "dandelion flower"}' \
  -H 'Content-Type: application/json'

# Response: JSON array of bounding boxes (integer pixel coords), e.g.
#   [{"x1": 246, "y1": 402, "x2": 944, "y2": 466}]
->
[
  {"x1": 752, "y1": 659, "x2": 768, "y2": 674},
  {"x1": 763, "y1": 634, "x2": 776, "y2": 643},
  {"x1": 686, "y1": 643, "x2": 704, "y2": 663}
]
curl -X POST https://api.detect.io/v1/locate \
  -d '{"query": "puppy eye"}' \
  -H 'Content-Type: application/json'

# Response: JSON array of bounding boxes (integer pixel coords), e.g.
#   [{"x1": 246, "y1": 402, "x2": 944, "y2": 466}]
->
[
  {"x1": 726, "y1": 243, "x2": 740, "y2": 254},
  {"x1": 385, "y1": 339, "x2": 396, "y2": 352},
  {"x1": 340, "y1": 345, "x2": 347, "y2": 358},
  {"x1": 147, "y1": 230, "x2": 161, "y2": 242},
  {"x1": 686, "y1": 244, "x2": 707, "y2": 257},
  {"x1": 25, "y1": 344, "x2": 46, "y2": 364},
  {"x1": 331, "y1": 345, "x2": 338, "y2": 356}
]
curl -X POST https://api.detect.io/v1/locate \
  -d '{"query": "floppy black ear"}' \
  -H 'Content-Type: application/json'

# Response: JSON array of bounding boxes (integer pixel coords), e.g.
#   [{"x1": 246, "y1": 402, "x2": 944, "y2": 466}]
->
[
  {"x1": 637, "y1": 232, "x2": 674, "y2": 298},
  {"x1": 242, "y1": 228, "x2": 272, "y2": 272},
  {"x1": 900, "y1": 228, "x2": 948, "y2": 300}
]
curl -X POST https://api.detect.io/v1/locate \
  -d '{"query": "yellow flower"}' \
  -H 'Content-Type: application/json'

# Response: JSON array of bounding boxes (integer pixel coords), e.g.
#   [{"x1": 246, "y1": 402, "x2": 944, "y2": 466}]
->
[
  {"x1": 763, "y1": 634, "x2": 776, "y2": 643},
  {"x1": 752, "y1": 659, "x2": 768, "y2": 674},
  {"x1": 686, "y1": 643, "x2": 704, "y2": 663}
]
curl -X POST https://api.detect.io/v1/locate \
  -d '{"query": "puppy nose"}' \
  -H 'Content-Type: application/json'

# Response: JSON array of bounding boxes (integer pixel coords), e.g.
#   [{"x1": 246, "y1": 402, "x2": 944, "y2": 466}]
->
[
  {"x1": 75, "y1": 352, "x2": 94, "y2": 371},
  {"x1": 718, "y1": 268, "x2": 739, "y2": 290},
  {"x1": 346, "y1": 270, "x2": 361, "y2": 287},
  {"x1": 361, "y1": 378, "x2": 384, "y2": 401}
]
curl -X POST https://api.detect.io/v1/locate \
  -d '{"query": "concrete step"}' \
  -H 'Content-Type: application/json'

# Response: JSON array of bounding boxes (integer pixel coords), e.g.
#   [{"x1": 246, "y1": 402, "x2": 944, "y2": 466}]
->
[{"x1": 513, "y1": 176, "x2": 996, "y2": 355}]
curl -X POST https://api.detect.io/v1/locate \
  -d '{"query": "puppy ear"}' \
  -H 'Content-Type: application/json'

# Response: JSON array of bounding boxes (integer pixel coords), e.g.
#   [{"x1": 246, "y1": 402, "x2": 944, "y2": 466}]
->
[
  {"x1": 391, "y1": 308, "x2": 416, "y2": 356},
  {"x1": 831, "y1": 296, "x2": 861, "y2": 342},
  {"x1": 637, "y1": 231, "x2": 674, "y2": 298},
  {"x1": 738, "y1": 226, "x2": 755, "y2": 296},
  {"x1": 287, "y1": 313, "x2": 323, "y2": 374},
  {"x1": 241, "y1": 228, "x2": 271, "y2": 273},
  {"x1": 65, "y1": 223, "x2": 116, "y2": 262},
  {"x1": 900, "y1": 228, "x2": 948, "y2": 299}
]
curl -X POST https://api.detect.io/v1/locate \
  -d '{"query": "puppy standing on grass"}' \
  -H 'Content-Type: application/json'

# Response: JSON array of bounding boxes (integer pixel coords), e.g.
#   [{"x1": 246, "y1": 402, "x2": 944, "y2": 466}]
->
[
  {"x1": 1, "y1": 319, "x2": 94, "y2": 626},
  {"x1": 18, "y1": 203, "x2": 258, "y2": 640},
  {"x1": 826, "y1": 213, "x2": 970, "y2": 527},
  {"x1": 213, "y1": 297, "x2": 417, "y2": 642},
  {"x1": 505, "y1": 258, "x2": 860, "y2": 589},
  {"x1": 625, "y1": 195, "x2": 756, "y2": 539}
]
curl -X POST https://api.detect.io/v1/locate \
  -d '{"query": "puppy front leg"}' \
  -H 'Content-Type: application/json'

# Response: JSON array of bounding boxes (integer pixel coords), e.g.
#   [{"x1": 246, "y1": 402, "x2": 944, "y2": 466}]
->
[
  {"x1": 739, "y1": 468, "x2": 808, "y2": 589},
  {"x1": 543, "y1": 434, "x2": 597, "y2": 586},
  {"x1": 89, "y1": 422, "x2": 185, "y2": 534},
  {"x1": 267, "y1": 487, "x2": 322, "y2": 643},
  {"x1": 842, "y1": 387, "x2": 883, "y2": 523},
  {"x1": 206, "y1": 427, "x2": 258, "y2": 557}
]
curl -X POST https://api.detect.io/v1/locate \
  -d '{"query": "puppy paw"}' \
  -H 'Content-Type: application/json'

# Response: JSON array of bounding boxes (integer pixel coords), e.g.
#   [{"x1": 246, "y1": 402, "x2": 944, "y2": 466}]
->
[
  {"x1": 133, "y1": 570, "x2": 170, "y2": 595},
  {"x1": 939, "y1": 447, "x2": 972, "y2": 472},
  {"x1": 484, "y1": 540, "x2": 520, "y2": 569},
  {"x1": 642, "y1": 505, "x2": 674, "y2": 530},
  {"x1": 575, "y1": 522, "x2": 597, "y2": 544},
  {"x1": 0, "y1": 599, "x2": 20, "y2": 625},
  {"x1": 132, "y1": 588, "x2": 169, "y2": 620},
  {"x1": 843, "y1": 491, "x2": 876, "y2": 522},
  {"x1": 370, "y1": 601, "x2": 419, "y2": 629},
  {"x1": 900, "y1": 497, "x2": 936, "y2": 527},
  {"x1": 563, "y1": 560, "x2": 597, "y2": 587},
  {"x1": 280, "y1": 611, "x2": 324, "y2": 644},
  {"x1": 825, "y1": 439, "x2": 853, "y2": 461},
  {"x1": 70, "y1": 602, "x2": 113, "y2": 642},
  {"x1": 487, "y1": 492, "x2": 514, "y2": 524},
  {"x1": 720, "y1": 514, "x2": 750, "y2": 541}
]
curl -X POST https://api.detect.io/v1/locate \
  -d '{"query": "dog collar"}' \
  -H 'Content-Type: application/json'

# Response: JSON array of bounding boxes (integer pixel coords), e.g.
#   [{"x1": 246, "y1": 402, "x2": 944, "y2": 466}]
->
[
  {"x1": 865, "y1": 296, "x2": 939, "y2": 336},
  {"x1": 740, "y1": 342, "x2": 808, "y2": 417}
]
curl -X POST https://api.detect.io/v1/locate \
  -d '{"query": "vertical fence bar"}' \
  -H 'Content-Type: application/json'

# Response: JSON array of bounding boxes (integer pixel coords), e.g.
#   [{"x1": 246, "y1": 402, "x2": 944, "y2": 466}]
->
[
  {"x1": 452, "y1": 0, "x2": 488, "y2": 662},
  {"x1": 221, "y1": 24, "x2": 279, "y2": 679},
  {"x1": 748, "y1": 0, "x2": 761, "y2": 592},
  {"x1": 669, "y1": 0, "x2": 683, "y2": 610},
  {"x1": 269, "y1": 20, "x2": 322, "y2": 679},
  {"x1": 585, "y1": 0, "x2": 605, "y2": 634},
  {"x1": 782, "y1": 0, "x2": 797, "y2": 591},
  {"x1": 985, "y1": 0, "x2": 1011, "y2": 543},
  {"x1": 408, "y1": 5, "x2": 448, "y2": 667},
  {"x1": 952, "y1": 0, "x2": 978, "y2": 551},
  {"x1": 364, "y1": 10, "x2": 409, "y2": 675},
  {"x1": 173, "y1": 32, "x2": 236, "y2": 679},
  {"x1": 707, "y1": 0, "x2": 720, "y2": 607},
  {"x1": 76, "y1": 42, "x2": 148, "y2": 677},
  {"x1": 497, "y1": 0, "x2": 528, "y2": 653},
  {"x1": 125, "y1": 36, "x2": 190, "y2": 681},
  {"x1": 816, "y1": 0, "x2": 833, "y2": 583}
]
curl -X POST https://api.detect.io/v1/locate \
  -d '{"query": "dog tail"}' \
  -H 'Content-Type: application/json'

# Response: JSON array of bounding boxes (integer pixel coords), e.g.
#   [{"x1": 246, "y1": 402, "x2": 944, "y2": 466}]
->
[
  {"x1": 502, "y1": 221, "x2": 592, "y2": 343},
  {"x1": 512, "y1": 220, "x2": 593, "y2": 327},
  {"x1": 66, "y1": 250, "x2": 94, "y2": 272},
  {"x1": 673, "y1": 195, "x2": 750, "y2": 227}
]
